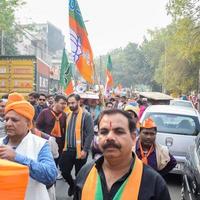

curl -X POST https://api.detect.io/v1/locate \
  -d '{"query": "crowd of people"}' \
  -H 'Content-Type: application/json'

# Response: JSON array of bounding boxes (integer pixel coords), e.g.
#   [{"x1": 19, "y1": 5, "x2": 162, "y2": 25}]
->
[{"x1": 0, "y1": 91, "x2": 178, "y2": 200}]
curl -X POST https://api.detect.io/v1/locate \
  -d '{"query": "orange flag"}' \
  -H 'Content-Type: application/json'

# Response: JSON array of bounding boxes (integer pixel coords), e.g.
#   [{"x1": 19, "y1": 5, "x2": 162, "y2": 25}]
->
[{"x1": 69, "y1": 0, "x2": 94, "y2": 84}]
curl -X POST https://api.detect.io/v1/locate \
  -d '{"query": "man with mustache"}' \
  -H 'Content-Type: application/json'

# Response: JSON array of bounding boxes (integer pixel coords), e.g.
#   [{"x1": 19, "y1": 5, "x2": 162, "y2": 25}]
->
[
  {"x1": 74, "y1": 109, "x2": 171, "y2": 200},
  {"x1": 0, "y1": 92, "x2": 57, "y2": 200},
  {"x1": 135, "y1": 118, "x2": 176, "y2": 176},
  {"x1": 59, "y1": 93, "x2": 94, "y2": 197}
]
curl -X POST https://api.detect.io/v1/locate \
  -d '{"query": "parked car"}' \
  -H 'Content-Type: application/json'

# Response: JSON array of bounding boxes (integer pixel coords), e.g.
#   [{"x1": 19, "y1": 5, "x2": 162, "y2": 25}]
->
[
  {"x1": 140, "y1": 105, "x2": 200, "y2": 174},
  {"x1": 182, "y1": 133, "x2": 200, "y2": 200},
  {"x1": 170, "y1": 100, "x2": 195, "y2": 109}
]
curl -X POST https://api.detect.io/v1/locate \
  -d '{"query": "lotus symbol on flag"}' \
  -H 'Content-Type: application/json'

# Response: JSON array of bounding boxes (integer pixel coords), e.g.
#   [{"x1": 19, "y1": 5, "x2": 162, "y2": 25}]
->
[{"x1": 70, "y1": 29, "x2": 82, "y2": 63}]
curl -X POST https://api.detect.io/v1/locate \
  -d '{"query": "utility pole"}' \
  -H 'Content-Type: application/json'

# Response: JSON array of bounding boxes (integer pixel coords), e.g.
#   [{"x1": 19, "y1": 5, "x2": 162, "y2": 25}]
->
[
  {"x1": 0, "y1": 30, "x2": 5, "y2": 55},
  {"x1": 163, "y1": 41, "x2": 167, "y2": 94}
]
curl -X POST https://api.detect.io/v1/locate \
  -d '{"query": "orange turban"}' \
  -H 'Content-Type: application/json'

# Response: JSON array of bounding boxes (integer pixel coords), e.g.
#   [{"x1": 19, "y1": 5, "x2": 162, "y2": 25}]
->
[
  {"x1": 6, "y1": 92, "x2": 25, "y2": 105},
  {"x1": 5, "y1": 93, "x2": 35, "y2": 127}
]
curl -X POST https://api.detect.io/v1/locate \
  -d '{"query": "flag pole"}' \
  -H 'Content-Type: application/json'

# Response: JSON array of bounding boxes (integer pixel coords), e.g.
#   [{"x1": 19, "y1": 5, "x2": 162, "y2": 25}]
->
[{"x1": 93, "y1": 63, "x2": 105, "y2": 107}]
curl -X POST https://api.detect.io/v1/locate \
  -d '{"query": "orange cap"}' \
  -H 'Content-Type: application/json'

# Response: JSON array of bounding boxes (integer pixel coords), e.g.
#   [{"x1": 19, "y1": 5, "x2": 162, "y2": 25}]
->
[{"x1": 140, "y1": 118, "x2": 156, "y2": 129}]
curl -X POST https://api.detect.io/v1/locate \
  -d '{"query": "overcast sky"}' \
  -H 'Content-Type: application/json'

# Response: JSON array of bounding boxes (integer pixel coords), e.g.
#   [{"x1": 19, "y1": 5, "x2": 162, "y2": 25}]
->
[{"x1": 16, "y1": 0, "x2": 171, "y2": 57}]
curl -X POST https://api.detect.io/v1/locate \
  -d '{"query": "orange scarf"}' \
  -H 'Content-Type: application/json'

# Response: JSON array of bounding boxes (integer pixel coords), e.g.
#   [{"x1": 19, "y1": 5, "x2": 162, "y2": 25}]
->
[
  {"x1": 139, "y1": 142, "x2": 154, "y2": 165},
  {"x1": 82, "y1": 155, "x2": 143, "y2": 200},
  {"x1": 0, "y1": 159, "x2": 29, "y2": 200},
  {"x1": 64, "y1": 107, "x2": 83, "y2": 158},
  {"x1": 50, "y1": 111, "x2": 63, "y2": 137}
]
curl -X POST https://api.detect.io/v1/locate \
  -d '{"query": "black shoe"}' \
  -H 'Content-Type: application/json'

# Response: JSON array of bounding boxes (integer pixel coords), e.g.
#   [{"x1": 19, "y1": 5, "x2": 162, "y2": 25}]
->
[{"x1": 68, "y1": 185, "x2": 74, "y2": 197}]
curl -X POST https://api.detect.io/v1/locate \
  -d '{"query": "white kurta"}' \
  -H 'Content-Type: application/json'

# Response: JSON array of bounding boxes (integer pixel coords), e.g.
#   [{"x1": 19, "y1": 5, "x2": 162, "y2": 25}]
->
[{"x1": 0, "y1": 132, "x2": 50, "y2": 200}]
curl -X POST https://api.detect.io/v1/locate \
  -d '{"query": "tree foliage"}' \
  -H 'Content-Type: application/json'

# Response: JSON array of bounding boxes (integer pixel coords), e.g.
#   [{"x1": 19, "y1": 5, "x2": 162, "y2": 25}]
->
[
  {"x1": 0, "y1": 0, "x2": 24, "y2": 55},
  {"x1": 95, "y1": 15, "x2": 200, "y2": 95},
  {"x1": 167, "y1": 0, "x2": 200, "y2": 21},
  {"x1": 95, "y1": 43, "x2": 153, "y2": 90}
]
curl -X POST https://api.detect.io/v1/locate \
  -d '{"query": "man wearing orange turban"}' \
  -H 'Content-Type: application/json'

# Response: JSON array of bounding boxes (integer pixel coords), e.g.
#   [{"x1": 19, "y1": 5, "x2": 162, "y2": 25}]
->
[
  {"x1": 0, "y1": 92, "x2": 57, "y2": 200},
  {"x1": 5, "y1": 92, "x2": 35, "y2": 129},
  {"x1": 135, "y1": 118, "x2": 177, "y2": 176}
]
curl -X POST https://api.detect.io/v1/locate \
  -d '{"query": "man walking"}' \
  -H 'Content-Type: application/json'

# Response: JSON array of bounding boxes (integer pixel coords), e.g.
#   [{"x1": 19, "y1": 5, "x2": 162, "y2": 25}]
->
[
  {"x1": 59, "y1": 93, "x2": 94, "y2": 197},
  {"x1": 34, "y1": 93, "x2": 48, "y2": 121},
  {"x1": 28, "y1": 92, "x2": 39, "y2": 106},
  {"x1": 36, "y1": 94, "x2": 67, "y2": 164},
  {"x1": 74, "y1": 109, "x2": 171, "y2": 200},
  {"x1": 0, "y1": 92, "x2": 57, "y2": 200}
]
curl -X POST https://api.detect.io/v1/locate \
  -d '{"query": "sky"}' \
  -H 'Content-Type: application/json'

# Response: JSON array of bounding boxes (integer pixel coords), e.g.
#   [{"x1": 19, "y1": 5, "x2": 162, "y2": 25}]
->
[{"x1": 16, "y1": 0, "x2": 171, "y2": 57}]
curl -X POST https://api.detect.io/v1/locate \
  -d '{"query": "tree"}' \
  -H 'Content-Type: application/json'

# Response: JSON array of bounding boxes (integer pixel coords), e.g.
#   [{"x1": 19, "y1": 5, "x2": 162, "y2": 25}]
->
[
  {"x1": 0, "y1": 0, "x2": 24, "y2": 55},
  {"x1": 137, "y1": 17, "x2": 200, "y2": 94},
  {"x1": 95, "y1": 43, "x2": 152, "y2": 89},
  {"x1": 167, "y1": 0, "x2": 200, "y2": 46},
  {"x1": 140, "y1": 28, "x2": 168, "y2": 91},
  {"x1": 167, "y1": 0, "x2": 200, "y2": 21}
]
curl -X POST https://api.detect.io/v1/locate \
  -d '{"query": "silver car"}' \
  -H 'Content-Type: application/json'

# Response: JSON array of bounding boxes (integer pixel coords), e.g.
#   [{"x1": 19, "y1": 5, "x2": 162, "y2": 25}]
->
[
  {"x1": 140, "y1": 105, "x2": 200, "y2": 174},
  {"x1": 170, "y1": 100, "x2": 195, "y2": 109}
]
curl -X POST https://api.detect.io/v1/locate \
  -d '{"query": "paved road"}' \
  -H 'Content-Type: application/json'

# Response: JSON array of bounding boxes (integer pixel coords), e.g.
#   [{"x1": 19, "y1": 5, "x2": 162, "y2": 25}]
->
[
  {"x1": 165, "y1": 174, "x2": 182, "y2": 200},
  {"x1": 56, "y1": 173, "x2": 182, "y2": 200}
]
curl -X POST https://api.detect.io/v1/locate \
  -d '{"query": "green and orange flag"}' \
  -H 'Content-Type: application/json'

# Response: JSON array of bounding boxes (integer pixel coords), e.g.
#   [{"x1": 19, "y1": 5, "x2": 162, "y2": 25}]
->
[
  {"x1": 59, "y1": 49, "x2": 74, "y2": 95},
  {"x1": 105, "y1": 55, "x2": 114, "y2": 95},
  {"x1": 69, "y1": 0, "x2": 94, "y2": 84}
]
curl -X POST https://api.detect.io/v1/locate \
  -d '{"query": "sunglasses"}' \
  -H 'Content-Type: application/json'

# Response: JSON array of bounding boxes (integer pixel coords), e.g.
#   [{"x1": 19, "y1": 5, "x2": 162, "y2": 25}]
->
[{"x1": 39, "y1": 99, "x2": 46, "y2": 101}]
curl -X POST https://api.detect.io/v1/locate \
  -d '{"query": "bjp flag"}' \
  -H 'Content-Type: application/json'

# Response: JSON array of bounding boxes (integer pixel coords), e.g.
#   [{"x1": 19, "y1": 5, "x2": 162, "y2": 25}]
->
[{"x1": 69, "y1": 0, "x2": 94, "y2": 84}]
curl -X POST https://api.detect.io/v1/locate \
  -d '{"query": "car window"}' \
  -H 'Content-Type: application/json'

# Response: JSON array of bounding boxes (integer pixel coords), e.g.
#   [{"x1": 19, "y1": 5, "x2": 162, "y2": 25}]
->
[
  {"x1": 143, "y1": 113, "x2": 200, "y2": 136},
  {"x1": 170, "y1": 101, "x2": 193, "y2": 108}
]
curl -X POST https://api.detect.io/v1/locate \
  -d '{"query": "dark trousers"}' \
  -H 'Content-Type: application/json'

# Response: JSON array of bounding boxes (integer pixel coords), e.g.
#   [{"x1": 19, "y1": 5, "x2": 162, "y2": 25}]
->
[{"x1": 59, "y1": 148, "x2": 87, "y2": 187}]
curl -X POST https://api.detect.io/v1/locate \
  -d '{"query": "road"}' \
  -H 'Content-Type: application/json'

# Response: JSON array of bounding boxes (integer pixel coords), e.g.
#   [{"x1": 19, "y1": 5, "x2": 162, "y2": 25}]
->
[
  {"x1": 56, "y1": 171, "x2": 182, "y2": 200},
  {"x1": 165, "y1": 174, "x2": 182, "y2": 200}
]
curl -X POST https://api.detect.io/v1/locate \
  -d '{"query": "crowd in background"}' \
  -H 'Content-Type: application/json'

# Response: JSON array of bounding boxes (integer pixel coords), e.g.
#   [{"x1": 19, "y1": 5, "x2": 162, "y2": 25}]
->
[{"x1": 0, "y1": 91, "x2": 183, "y2": 199}]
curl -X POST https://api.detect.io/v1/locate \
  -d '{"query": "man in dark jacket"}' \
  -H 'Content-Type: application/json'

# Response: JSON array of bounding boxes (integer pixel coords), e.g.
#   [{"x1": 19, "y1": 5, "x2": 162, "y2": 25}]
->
[
  {"x1": 34, "y1": 93, "x2": 48, "y2": 121},
  {"x1": 36, "y1": 94, "x2": 67, "y2": 164},
  {"x1": 74, "y1": 109, "x2": 171, "y2": 200},
  {"x1": 59, "y1": 93, "x2": 94, "y2": 197},
  {"x1": 135, "y1": 118, "x2": 177, "y2": 176}
]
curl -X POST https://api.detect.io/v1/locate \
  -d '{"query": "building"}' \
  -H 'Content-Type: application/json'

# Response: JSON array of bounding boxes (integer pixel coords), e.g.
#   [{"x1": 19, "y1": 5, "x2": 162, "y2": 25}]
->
[
  {"x1": 16, "y1": 22, "x2": 65, "y2": 65},
  {"x1": 16, "y1": 22, "x2": 65, "y2": 94}
]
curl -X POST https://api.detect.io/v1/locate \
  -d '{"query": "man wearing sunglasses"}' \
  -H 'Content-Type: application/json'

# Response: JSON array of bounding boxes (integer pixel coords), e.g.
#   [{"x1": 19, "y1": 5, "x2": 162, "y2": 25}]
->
[{"x1": 34, "y1": 93, "x2": 48, "y2": 121}]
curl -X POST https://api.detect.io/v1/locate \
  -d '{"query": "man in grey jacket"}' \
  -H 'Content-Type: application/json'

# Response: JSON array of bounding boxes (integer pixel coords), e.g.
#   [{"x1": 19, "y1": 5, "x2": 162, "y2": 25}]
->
[{"x1": 59, "y1": 93, "x2": 94, "y2": 197}]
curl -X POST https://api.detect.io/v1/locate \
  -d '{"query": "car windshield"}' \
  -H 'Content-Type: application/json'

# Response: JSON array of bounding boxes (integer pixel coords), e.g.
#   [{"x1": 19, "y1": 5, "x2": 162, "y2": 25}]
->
[
  {"x1": 170, "y1": 101, "x2": 193, "y2": 108},
  {"x1": 143, "y1": 113, "x2": 200, "y2": 136}
]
